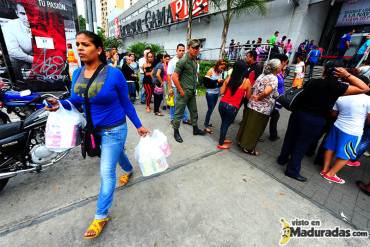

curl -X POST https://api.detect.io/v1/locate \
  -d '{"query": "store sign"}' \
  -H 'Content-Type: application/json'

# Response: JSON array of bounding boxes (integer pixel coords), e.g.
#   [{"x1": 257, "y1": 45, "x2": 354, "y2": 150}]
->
[
  {"x1": 114, "y1": 17, "x2": 120, "y2": 38},
  {"x1": 0, "y1": 0, "x2": 78, "y2": 87},
  {"x1": 336, "y1": 0, "x2": 370, "y2": 27},
  {"x1": 121, "y1": 0, "x2": 208, "y2": 37}
]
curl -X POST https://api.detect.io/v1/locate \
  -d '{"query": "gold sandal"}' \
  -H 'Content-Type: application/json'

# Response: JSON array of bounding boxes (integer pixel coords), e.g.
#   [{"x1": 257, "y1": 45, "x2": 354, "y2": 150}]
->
[
  {"x1": 118, "y1": 172, "x2": 132, "y2": 187},
  {"x1": 84, "y1": 217, "x2": 111, "y2": 239}
]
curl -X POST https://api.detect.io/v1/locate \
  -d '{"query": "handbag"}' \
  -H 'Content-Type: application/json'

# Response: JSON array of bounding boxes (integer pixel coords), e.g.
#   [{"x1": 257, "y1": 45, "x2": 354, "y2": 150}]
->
[
  {"x1": 276, "y1": 87, "x2": 304, "y2": 111},
  {"x1": 81, "y1": 64, "x2": 105, "y2": 158}
]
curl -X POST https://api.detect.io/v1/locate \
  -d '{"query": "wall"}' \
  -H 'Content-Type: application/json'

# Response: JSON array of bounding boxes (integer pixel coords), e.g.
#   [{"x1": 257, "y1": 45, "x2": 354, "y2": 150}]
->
[{"x1": 116, "y1": 0, "x2": 331, "y2": 59}]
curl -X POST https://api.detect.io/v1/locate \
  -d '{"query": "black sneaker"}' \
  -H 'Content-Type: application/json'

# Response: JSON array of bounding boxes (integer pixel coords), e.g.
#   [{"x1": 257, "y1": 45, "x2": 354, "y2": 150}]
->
[{"x1": 174, "y1": 129, "x2": 183, "y2": 143}]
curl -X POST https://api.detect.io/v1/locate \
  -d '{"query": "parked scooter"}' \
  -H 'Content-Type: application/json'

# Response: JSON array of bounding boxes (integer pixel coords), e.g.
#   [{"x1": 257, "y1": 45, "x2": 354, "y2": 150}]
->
[{"x1": 0, "y1": 92, "x2": 70, "y2": 192}]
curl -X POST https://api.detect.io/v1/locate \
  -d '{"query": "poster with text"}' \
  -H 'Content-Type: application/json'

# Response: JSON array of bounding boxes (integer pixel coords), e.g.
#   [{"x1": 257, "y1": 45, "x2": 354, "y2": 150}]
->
[{"x1": 0, "y1": 0, "x2": 78, "y2": 90}]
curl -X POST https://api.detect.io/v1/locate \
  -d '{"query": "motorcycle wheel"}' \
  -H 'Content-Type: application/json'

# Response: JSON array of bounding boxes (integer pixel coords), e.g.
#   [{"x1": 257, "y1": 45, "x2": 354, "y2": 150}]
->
[{"x1": 0, "y1": 178, "x2": 9, "y2": 192}]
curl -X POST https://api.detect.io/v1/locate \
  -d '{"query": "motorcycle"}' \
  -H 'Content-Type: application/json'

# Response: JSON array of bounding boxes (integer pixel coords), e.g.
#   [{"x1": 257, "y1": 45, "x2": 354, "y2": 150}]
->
[
  {"x1": 0, "y1": 93, "x2": 70, "y2": 192},
  {"x1": 0, "y1": 77, "x2": 69, "y2": 122}
]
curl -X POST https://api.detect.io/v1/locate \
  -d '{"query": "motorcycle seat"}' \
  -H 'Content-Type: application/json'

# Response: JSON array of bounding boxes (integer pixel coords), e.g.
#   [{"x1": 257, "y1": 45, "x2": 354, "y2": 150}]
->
[{"x1": 0, "y1": 121, "x2": 23, "y2": 140}]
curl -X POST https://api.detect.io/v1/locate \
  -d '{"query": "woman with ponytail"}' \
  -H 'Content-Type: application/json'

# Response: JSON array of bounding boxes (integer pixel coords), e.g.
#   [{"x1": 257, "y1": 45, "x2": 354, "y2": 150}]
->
[{"x1": 237, "y1": 59, "x2": 281, "y2": 155}]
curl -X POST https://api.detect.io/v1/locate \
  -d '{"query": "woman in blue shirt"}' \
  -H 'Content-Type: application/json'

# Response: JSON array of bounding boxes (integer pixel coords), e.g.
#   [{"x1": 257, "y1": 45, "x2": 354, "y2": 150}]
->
[{"x1": 46, "y1": 31, "x2": 149, "y2": 239}]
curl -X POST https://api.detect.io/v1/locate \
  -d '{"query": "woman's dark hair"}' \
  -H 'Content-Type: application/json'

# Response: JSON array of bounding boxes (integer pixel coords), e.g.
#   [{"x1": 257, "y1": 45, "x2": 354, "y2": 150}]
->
[
  {"x1": 227, "y1": 60, "x2": 248, "y2": 96},
  {"x1": 77, "y1": 30, "x2": 107, "y2": 64},
  {"x1": 164, "y1": 54, "x2": 170, "y2": 59},
  {"x1": 247, "y1": 50, "x2": 257, "y2": 61}
]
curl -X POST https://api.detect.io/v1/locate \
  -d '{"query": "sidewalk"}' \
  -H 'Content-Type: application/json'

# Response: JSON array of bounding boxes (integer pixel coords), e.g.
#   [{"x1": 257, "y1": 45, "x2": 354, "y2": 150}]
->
[{"x1": 0, "y1": 102, "x2": 368, "y2": 246}]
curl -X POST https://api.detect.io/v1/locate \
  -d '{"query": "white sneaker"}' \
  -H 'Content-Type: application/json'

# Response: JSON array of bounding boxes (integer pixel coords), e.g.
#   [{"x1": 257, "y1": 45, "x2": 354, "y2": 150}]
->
[{"x1": 364, "y1": 151, "x2": 370, "y2": 157}]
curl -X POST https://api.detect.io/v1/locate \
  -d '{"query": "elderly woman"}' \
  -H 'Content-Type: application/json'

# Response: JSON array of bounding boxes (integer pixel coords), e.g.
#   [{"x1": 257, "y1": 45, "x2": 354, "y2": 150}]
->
[{"x1": 237, "y1": 59, "x2": 281, "y2": 155}]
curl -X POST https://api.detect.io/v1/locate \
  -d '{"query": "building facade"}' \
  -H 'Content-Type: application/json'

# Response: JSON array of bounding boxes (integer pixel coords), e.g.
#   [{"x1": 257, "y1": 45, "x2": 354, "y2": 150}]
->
[
  {"x1": 108, "y1": 0, "x2": 370, "y2": 59},
  {"x1": 100, "y1": 0, "x2": 108, "y2": 34}
]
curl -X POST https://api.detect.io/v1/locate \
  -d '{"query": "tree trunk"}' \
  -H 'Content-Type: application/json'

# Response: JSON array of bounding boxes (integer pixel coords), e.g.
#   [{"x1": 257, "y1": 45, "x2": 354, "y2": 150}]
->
[
  {"x1": 219, "y1": 17, "x2": 231, "y2": 58},
  {"x1": 186, "y1": 0, "x2": 193, "y2": 41}
]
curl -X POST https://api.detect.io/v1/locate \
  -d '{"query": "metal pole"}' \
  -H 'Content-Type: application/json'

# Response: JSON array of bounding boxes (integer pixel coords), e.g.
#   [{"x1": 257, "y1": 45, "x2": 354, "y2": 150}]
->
[
  {"x1": 86, "y1": 0, "x2": 94, "y2": 32},
  {"x1": 92, "y1": 0, "x2": 97, "y2": 33}
]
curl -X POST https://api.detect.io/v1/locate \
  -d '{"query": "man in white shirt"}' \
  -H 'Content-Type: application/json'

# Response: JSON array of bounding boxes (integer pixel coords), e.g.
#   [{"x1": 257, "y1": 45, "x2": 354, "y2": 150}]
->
[
  {"x1": 138, "y1": 47, "x2": 151, "y2": 103},
  {"x1": 2, "y1": 3, "x2": 33, "y2": 78},
  {"x1": 321, "y1": 94, "x2": 370, "y2": 184},
  {"x1": 167, "y1": 43, "x2": 190, "y2": 123}
]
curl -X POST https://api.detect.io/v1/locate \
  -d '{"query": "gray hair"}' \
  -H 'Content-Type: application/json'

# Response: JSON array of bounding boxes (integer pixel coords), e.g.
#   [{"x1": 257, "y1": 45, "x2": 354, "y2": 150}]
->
[{"x1": 263, "y1": 59, "x2": 281, "y2": 75}]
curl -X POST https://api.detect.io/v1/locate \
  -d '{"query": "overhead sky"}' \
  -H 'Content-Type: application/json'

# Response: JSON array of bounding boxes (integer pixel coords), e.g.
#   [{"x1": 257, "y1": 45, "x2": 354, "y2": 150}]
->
[{"x1": 76, "y1": 0, "x2": 102, "y2": 28}]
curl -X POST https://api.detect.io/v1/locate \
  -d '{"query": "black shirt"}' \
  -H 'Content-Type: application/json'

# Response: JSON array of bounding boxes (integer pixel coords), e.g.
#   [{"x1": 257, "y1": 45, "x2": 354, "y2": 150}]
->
[{"x1": 298, "y1": 78, "x2": 349, "y2": 117}]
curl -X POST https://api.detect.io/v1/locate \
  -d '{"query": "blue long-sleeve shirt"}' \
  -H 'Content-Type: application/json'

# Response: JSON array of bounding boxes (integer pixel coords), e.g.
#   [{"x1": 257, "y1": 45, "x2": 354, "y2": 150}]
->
[{"x1": 61, "y1": 65, "x2": 142, "y2": 129}]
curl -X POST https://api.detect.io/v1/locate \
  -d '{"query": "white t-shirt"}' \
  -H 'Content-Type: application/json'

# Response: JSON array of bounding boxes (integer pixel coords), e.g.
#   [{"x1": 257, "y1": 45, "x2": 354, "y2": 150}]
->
[
  {"x1": 167, "y1": 56, "x2": 180, "y2": 87},
  {"x1": 138, "y1": 57, "x2": 146, "y2": 74},
  {"x1": 333, "y1": 94, "x2": 370, "y2": 136},
  {"x1": 359, "y1": 65, "x2": 370, "y2": 80},
  {"x1": 295, "y1": 61, "x2": 305, "y2": 79}
]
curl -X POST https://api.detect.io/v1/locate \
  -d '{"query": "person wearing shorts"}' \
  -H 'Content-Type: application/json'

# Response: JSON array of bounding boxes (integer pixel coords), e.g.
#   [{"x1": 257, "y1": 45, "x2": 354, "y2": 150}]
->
[{"x1": 321, "y1": 94, "x2": 370, "y2": 184}]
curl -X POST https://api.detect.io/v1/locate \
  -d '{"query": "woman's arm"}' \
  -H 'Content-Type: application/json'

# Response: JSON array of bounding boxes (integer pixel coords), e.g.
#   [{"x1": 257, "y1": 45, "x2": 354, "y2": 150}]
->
[
  {"x1": 156, "y1": 68, "x2": 163, "y2": 85},
  {"x1": 252, "y1": 85, "x2": 273, "y2": 101},
  {"x1": 243, "y1": 79, "x2": 252, "y2": 99},
  {"x1": 335, "y1": 68, "x2": 370, "y2": 95},
  {"x1": 220, "y1": 76, "x2": 230, "y2": 95}
]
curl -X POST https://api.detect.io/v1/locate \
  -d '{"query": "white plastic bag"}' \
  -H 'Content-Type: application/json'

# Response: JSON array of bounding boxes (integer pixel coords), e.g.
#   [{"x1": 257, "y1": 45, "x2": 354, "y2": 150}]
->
[
  {"x1": 45, "y1": 101, "x2": 86, "y2": 152},
  {"x1": 135, "y1": 130, "x2": 170, "y2": 177}
]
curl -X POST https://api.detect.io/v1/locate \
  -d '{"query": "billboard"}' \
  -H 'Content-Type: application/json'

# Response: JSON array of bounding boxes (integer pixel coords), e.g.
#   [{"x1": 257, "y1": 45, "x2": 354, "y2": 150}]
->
[
  {"x1": 336, "y1": 0, "x2": 370, "y2": 27},
  {"x1": 0, "y1": 0, "x2": 78, "y2": 89}
]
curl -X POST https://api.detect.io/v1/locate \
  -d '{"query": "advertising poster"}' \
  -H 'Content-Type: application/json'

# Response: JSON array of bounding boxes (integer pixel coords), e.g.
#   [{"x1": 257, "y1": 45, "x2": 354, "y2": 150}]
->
[
  {"x1": 336, "y1": 0, "x2": 370, "y2": 27},
  {"x1": 0, "y1": 0, "x2": 78, "y2": 90}
]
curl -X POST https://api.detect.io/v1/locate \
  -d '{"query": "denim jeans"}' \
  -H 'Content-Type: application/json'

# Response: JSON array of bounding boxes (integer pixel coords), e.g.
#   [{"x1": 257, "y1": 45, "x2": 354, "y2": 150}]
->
[
  {"x1": 278, "y1": 111, "x2": 326, "y2": 177},
  {"x1": 308, "y1": 62, "x2": 317, "y2": 80},
  {"x1": 204, "y1": 92, "x2": 219, "y2": 128},
  {"x1": 170, "y1": 87, "x2": 189, "y2": 121},
  {"x1": 127, "y1": 81, "x2": 136, "y2": 101},
  {"x1": 352, "y1": 124, "x2": 370, "y2": 161},
  {"x1": 95, "y1": 123, "x2": 133, "y2": 219},
  {"x1": 218, "y1": 102, "x2": 238, "y2": 145},
  {"x1": 139, "y1": 73, "x2": 146, "y2": 103}
]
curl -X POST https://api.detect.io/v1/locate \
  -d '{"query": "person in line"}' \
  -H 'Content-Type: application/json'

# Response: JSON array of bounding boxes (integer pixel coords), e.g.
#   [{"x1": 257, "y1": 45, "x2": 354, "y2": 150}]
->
[
  {"x1": 108, "y1": 50, "x2": 119, "y2": 68},
  {"x1": 284, "y1": 39, "x2": 293, "y2": 59},
  {"x1": 277, "y1": 62, "x2": 369, "y2": 182},
  {"x1": 45, "y1": 31, "x2": 149, "y2": 239},
  {"x1": 350, "y1": 34, "x2": 370, "y2": 68},
  {"x1": 129, "y1": 53, "x2": 140, "y2": 99},
  {"x1": 306, "y1": 45, "x2": 321, "y2": 80},
  {"x1": 292, "y1": 55, "x2": 305, "y2": 88},
  {"x1": 143, "y1": 51, "x2": 155, "y2": 112},
  {"x1": 153, "y1": 54, "x2": 170, "y2": 116},
  {"x1": 167, "y1": 44, "x2": 191, "y2": 124},
  {"x1": 321, "y1": 94, "x2": 370, "y2": 184},
  {"x1": 269, "y1": 31, "x2": 279, "y2": 46},
  {"x1": 121, "y1": 53, "x2": 138, "y2": 103},
  {"x1": 138, "y1": 47, "x2": 151, "y2": 104},
  {"x1": 237, "y1": 59, "x2": 281, "y2": 155},
  {"x1": 229, "y1": 39, "x2": 236, "y2": 60},
  {"x1": 269, "y1": 54, "x2": 289, "y2": 141},
  {"x1": 338, "y1": 29, "x2": 355, "y2": 61},
  {"x1": 203, "y1": 59, "x2": 227, "y2": 134},
  {"x1": 171, "y1": 39, "x2": 206, "y2": 143},
  {"x1": 217, "y1": 61, "x2": 251, "y2": 150}
]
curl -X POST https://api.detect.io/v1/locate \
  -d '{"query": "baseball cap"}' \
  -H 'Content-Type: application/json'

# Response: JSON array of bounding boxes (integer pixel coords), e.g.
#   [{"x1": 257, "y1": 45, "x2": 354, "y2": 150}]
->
[{"x1": 188, "y1": 39, "x2": 201, "y2": 48}]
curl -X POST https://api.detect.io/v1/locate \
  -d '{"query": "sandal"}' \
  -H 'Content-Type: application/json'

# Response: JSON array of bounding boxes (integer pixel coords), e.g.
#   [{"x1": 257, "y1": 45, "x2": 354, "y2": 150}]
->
[
  {"x1": 146, "y1": 107, "x2": 151, "y2": 113},
  {"x1": 204, "y1": 128, "x2": 214, "y2": 134},
  {"x1": 182, "y1": 120, "x2": 192, "y2": 125},
  {"x1": 217, "y1": 144, "x2": 230, "y2": 150},
  {"x1": 118, "y1": 172, "x2": 132, "y2": 187},
  {"x1": 84, "y1": 217, "x2": 111, "y2": 239},
  {"x1": 224, "y1": 140, "x2": 232, "y2": 145},
  {"x1": 208, "y1": 124, "x2": 214, "y2": 128},
  {"x1": 242, "y1": 148, "x2": 260, "y2": 156},
  {"x1": 155, "y1": 112, "x2": 164, "y2": 116}
]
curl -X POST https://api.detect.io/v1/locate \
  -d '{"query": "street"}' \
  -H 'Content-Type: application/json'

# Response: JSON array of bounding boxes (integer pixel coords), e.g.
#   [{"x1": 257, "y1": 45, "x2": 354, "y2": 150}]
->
[{"x1": 0, "y1": 96, "x2": 369, "y2": 246}]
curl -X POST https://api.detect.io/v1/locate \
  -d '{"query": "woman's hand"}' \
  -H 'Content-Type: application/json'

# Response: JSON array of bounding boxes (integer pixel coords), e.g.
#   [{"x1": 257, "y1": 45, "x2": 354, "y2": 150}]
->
[
  {"x1": 334, "y1": 67, "x2": 351, "y2": 79},
  {"x1": 137, "y1": 127, "x2": 150, "y2": 137},
  {"x1": 44, "y1": 97, "x2": 59, "y2": 112},
  {"x1": 251, "y1": 94, "x2": 260, "y2": 102}
]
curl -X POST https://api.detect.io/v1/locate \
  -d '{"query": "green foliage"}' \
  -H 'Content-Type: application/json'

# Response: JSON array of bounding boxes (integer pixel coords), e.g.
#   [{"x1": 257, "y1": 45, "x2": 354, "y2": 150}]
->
[
  {"x1": 199, "y1": 61, "x2": 216, "y2": 83},
  {"x1": 96, "y1": 27, "x2": 122, "y2": 49},
  {"x1": 211, "y1": 0, "x2": 267, "y2": 16},
  {"x1": 127, "y1": 42, "x2": 164, "y2": 58},
  {"x1": 78, "y1": 15, "x2": 86, "y2": 31}
]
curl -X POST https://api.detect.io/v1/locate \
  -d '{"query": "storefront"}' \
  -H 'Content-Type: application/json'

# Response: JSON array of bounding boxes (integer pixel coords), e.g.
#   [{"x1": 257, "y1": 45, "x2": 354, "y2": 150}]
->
[{"x1": 109, "y1": 0, "x2": 334, "y2": 60}]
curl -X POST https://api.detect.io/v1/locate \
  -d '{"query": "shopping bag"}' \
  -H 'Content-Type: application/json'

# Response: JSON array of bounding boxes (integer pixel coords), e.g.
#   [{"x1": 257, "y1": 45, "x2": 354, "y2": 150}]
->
[
  {"x1": 45, "y1": 101, "x2": 86, "y2": 152},
  {"x1": 166, "y1": 94, "x2": 174, "y2": 107},
  {"x1": 135, "y1": 131, "x2": 170, "y2": 177},
  {"x1": 151, "y1": 129, "x2": 171, "y2": 157}
]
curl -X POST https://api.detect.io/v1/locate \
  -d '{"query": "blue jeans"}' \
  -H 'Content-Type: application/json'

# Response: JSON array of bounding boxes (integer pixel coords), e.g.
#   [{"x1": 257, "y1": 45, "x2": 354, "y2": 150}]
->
[
  {"x1": 278, "y1": 111, "x2": 326, "y2": 177},
  {"x1": 127, "y1": 81, "x2": 136, "y2": 100},
  {"x1": 218, "y1": 102, "x2": 238, "y2": 145},
  {"x1": 139, "y1": 73, "x2": 146, "y2": 103},
  {"x1": 204, "y1": 92, "x2": 219, "y2": 128},
  {"x1": 95, "y1": 123, "x2": 133, "y2": 219},
  {"x1": 352, "y1": 124, "x2": 370, "y2": 161},
  {"x1": 170, "y1": 87, "x2": 189, "y2": 121}
]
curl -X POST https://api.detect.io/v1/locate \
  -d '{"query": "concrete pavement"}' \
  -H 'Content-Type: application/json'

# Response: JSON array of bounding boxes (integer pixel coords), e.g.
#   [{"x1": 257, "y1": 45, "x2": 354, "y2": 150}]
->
[{"x1": 0, "y1": 98, "x2": 369, "y2": 246}]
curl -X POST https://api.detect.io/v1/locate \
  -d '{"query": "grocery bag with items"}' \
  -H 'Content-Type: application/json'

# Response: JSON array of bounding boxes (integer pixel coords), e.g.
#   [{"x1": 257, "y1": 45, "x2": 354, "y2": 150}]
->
[
  {"x1": 45, "y1": 101, "x2": 86, "y2": 152},
  {"x1": 135, "y1": 129, "x2": 171, "y2": 177}
]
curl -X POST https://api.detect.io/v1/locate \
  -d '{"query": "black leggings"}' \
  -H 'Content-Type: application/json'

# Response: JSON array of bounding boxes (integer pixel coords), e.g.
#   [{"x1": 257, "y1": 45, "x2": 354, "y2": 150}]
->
[{"x1": 154, "y1": 93, "x2": 163, "y2": 113}]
